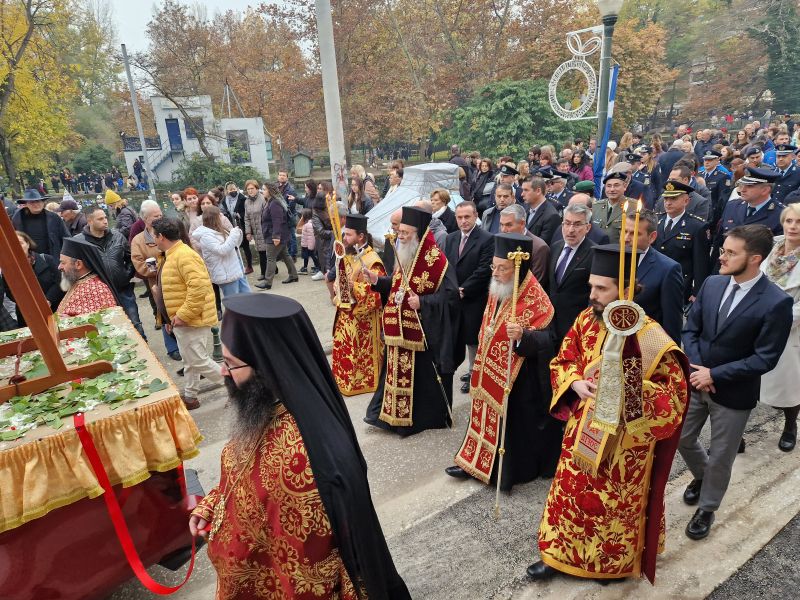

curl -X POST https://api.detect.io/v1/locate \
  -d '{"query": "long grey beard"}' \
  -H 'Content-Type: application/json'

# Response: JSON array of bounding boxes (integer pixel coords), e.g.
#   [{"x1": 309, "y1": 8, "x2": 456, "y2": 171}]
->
[
  {"x1": 60, "y1": 273, "x2": 73, "y2": 292},
  {"x1": 395, "y1": 238, "x2": 420, "y2": 274},
  {"x1": 489, "y1": 278, "x2": 514, "y2": 303}
]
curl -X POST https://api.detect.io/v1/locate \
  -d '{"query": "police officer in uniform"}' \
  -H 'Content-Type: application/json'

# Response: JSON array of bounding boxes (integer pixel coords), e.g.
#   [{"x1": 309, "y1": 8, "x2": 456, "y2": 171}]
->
[
  {"x1": 698, "y1": 149, "x2": 732, "y2": 227},
  {"x1": 711, "y1": 166, "x2": 785, "y2": 272},
  {"x1": 655, "y1": 180, "x2": 710, "y2": 303},
  {"x1": 591, "y1": 171, "x2": 632, "y2": 245},
  {"x1": 628, "y1": 151, "x2": 657, "y2": 210},
  {"x1": 541, "y1": 166, "x2": 573, "y2": 214},
  {"x1": 771, "y1": 144, "x2": 800, "y2": 205}
]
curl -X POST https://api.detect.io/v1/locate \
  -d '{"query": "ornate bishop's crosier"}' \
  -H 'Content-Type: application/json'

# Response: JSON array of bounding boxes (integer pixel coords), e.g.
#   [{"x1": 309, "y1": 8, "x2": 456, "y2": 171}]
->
[{"x1": 494, "y1": 246, "x2": 530, "y2": 518}]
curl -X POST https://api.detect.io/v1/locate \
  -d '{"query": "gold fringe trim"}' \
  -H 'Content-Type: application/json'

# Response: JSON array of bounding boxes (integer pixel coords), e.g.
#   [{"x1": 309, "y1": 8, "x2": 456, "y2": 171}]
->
[{"x1": 0, "y1": 394, "x2": 202, "y2": 534}]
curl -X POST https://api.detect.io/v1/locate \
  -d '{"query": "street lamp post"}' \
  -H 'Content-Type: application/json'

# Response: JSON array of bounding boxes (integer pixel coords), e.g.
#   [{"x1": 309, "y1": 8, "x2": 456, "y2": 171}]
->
[{"x1": 596, "y1": 0, "x2": 624, "y2": 147}]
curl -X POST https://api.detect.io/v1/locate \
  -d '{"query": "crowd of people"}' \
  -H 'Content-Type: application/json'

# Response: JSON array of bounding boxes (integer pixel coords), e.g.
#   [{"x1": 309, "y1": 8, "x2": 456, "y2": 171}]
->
[{"x1": 2, "y1": 113, "x2": 800, "y2": 596}]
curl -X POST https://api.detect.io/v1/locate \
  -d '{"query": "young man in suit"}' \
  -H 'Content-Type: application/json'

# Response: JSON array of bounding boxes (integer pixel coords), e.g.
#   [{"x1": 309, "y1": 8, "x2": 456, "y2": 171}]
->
[
  {"x1": 522, "y1": 176, "x2": 561, "y2": 246},
  {"x1": 444, "y1": 201, "x2": 495, "y2": 394},
  {"x1": 680, "y1": 224, "x2": 793, "y2": 540},
  {"x1": 547, "y1": 204, "x2": 595, "y2": 340},
  {"x1": 624, "y1": 208, "x2": 685, "y2": 343}
]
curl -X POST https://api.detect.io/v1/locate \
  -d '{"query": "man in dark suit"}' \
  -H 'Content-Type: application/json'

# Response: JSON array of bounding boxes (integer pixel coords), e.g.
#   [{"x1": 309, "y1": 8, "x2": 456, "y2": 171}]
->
[
  {"x1": 498, "y1": 204, "x2": 550, "y2": 284},
  {"x1": 481, "y1": 183, "x2": 516, "y2": 234},
  {"x1": 658, "y1": 139, "x2": 688, "y2": 178},
  {"x1": 548, "y1": 203, "x2": 595, "y2": 341},
  {"x1": 522, "y1": 176, "x2": 561, "y2": 246},
  {"x1": 490, "y1": 163, "x2": 523, "y2": 207},
  {"x1": 680, "y1": 224, "x2": 793, "y2": 540},
  {"x1": 655, "y1": 180, "x2": 711, "y2": 303},
  {"x1": 551, "y1": 191, "x2": 611, "y2": 246},
  {"x1": 624, "y1": 207, "x2": 684, "y2": 342},
  {"x1": 444, "y1": 201, "x2": 495, "y2": 393},
  {"x1": 711, "y1": 167, "x2": 785, "y2": 271}
]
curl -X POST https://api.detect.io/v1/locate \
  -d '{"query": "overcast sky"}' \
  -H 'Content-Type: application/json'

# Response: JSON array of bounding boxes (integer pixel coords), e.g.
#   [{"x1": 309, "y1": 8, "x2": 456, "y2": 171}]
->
[{"x1": 109, "y1": 0, "x2": 260, "y2": 52}]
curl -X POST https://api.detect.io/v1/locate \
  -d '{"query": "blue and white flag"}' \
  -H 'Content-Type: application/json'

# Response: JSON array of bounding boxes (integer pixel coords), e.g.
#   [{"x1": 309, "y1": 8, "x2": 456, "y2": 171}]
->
[{"x1": 593, "y1": 64, "x2": 620, "y2": 198}]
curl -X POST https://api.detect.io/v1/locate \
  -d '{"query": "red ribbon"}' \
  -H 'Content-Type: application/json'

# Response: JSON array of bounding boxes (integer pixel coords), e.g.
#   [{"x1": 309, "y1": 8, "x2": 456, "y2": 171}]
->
[{"x1": 73, "y1": 412, "x2": 197, "y2": 595}]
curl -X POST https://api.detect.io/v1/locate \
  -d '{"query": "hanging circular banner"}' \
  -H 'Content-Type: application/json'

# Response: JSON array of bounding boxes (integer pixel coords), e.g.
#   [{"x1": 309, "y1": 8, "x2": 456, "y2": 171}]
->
[{"x1": 548, "y1": 58, "x2": 597, "y2": 121}]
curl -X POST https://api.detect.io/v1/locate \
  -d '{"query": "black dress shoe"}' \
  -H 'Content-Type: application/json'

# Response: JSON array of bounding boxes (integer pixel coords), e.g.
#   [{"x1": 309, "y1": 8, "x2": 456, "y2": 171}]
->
[
  {"x1": 738, "y1": 438, "x2": 746, "y2": 454},
  {"x1": 686, "y1": 509, "x2": 715, "y2": 540},
  {"x1": 282, "y1": 276, "x2": 299, "y2": 284},
  {"x1": 779, "y1": 430, "x2": 796, "y2": 452},
  {"x1": 460, "y1": 371, "x2": 471, "y2": 382},
  {"x1": 683, "y1": 479, "x2": 702, "y2": 506},
  {"x1": 176, "y1": 367, "x2": 184, "y2": 377},
  {"x1": 444, "y1": 465, "x2": 470, "y2": 479},
  {"x1": 526, "y1": 561, "x2": 556, "y2": 581},
  {"x1": 255, "y1": 282, "x2": 271, "y2": 290},
  {"x1": 167, "y1": 350, "x2": 182, "y2": 361},
  {"x1": 460, "y1": 381, "x2": 470, "y2": 394}
]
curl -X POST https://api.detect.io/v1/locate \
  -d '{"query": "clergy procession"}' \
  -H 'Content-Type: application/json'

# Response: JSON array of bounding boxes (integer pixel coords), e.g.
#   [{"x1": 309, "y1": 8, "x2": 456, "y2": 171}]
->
[{"x1": 4, "y1": 131, "x2": 800, "y2": 598}]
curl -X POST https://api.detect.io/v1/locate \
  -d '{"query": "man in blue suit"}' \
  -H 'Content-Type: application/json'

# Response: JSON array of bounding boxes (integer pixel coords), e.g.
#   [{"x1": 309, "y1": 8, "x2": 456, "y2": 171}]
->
[
  {"x1": 680, "y1": 224, "x2": 793, "y2": 541},
  {"x1": 623, "y1": 208, "x2": 684, "y2": 343},
  {"x1": 711, "y1": 167, "x2": 785, "y2": 272}
]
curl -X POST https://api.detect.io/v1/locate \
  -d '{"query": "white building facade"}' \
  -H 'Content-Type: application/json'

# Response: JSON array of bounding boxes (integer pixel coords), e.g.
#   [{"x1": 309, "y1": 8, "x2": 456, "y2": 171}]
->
[{"x1": 122, "y1": 95, "x2": 272, "y2": 184}]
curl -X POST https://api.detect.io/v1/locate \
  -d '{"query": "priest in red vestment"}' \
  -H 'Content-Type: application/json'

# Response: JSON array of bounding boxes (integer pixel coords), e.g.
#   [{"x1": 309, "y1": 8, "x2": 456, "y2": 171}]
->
[
  {"x1": 56, "y1": 237, "x2": 119, "y2": 317},
  {"x1": 528, "y1": 244, "x2": 690, "y2": 584},
  {"x1": 190, "y1": 293, "x2": 409, "y2": 600},
  {"x1": 446, "y1": 233, "x2": 560, "y2": 491}
]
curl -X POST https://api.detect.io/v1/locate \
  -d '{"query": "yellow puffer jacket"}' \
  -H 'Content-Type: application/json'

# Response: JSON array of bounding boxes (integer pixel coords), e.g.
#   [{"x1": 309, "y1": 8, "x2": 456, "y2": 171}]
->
[{"x1": 160, "y1": 241, "x2": 217, "y2": 327}]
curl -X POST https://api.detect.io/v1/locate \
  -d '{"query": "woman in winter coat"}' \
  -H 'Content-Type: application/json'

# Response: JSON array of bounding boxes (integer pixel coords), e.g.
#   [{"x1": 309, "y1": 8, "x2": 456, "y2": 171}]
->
[
  {"x1": 242, "y1": 179, "x2": 268, "y2": 280},
  {"x1": 570, "y1": 150, "x2": 594, "y2": 181},
  {"x1": 7, "y1": 231, "x2": 63, "y2": 326},
  {"x1": 472, "y1": 158, "x2": 495, "y2": 212},
  {"x1": 191, "y1": 206, "x2": 250, "y2": 298},
  {"x1": 255, "y1": 183, "x2": 298, "y2": 289}
]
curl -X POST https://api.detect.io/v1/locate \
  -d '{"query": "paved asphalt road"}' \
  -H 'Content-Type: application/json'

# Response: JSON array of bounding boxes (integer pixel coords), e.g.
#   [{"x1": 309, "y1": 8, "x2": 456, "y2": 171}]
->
[{"x1": 109, "y1": 264, "x2": 800, "y2": 600}]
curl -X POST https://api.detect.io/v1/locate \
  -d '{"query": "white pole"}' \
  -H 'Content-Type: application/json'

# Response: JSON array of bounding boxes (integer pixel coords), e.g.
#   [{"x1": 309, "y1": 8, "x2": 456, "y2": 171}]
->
[
  {"x1": 121, "y1": 44, "x2": 156, "y2": 202},
  {"x1": 314, "y1": 0, "x2": 348, "y2": 199}
]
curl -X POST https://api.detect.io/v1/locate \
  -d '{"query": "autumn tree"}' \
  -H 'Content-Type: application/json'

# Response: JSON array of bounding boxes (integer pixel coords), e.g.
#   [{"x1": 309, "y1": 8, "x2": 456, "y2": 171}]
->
[{"x1": 0, "y1": 0, "x2": 79, "y2": 194}]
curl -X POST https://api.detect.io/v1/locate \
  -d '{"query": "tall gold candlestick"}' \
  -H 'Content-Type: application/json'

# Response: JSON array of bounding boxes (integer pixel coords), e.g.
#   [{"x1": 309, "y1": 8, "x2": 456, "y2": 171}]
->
[
  {"x1": 628, "y1": 199, "x2": 643, "y2": 301},
  {"x1": 619, "y1": 201, "x2": 628, "y2": 300}
]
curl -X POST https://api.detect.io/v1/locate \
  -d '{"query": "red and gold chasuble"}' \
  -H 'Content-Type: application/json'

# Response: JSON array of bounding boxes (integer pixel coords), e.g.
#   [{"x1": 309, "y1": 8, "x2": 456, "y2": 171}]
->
[
  {"x1": 380, "y1": 230, "x2": 447, "y2": 426},
  {"x1": 56, "y1": 274, "x2": 117, "y2": 317},
  {"x1": 332, "y1": 247, "x2": 386, "y2": 396},
  {"x1": 192, "y1": 406, "x2": 359, "y2": 600},
  {"x1": 454, "y1": 272, "x2": 554, "y2": 483},
  {"x1": 538, "y1": 308, "x2": 689, "y2": 582}
]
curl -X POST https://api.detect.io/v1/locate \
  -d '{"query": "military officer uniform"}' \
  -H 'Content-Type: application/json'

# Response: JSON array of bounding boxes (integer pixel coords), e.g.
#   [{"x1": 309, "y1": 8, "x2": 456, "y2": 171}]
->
[
  {"x1": 711, "y1": 167, "x2": 785, "y2": 272},
  {"x1": 591, "y1": 172, "x2": 631, "y2": 245},
  {"x1": 698, "y1": 149, "x2": 733, "y2": 227},
  {"x1": 770, "y1": 144, "x2": 800, "y2": 205},
  {"x1": 655, "y1": 181, "x2": 710, "y2": 303}
]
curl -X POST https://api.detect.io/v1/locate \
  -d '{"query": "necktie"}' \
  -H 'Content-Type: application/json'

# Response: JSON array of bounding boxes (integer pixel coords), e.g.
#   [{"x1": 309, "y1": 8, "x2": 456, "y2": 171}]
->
[
  {"x1": 458, "y1": 233, "x2": 468, "y2": 256},
  {"x1": 555, "y1": 246, "x2": 573, "y2": 284},
  {"x1": 746, "y1": 206, "x2": 755, "y2": 219},
  {"x1": 716, "y1": 283, "x2": 740, "y2": 332},
  {"x1": 664, "y1": 219, "x2": 674, "y2": 234}
]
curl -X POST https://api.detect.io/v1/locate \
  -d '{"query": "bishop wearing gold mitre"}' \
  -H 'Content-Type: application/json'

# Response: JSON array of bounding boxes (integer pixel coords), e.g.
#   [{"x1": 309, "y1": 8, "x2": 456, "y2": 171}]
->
[
  {"x1": 528, "y1": 243, "x2": 690, "y2": 584},
  {"x1": 445, "y1": 233, "x2": 563, "y2": 491},
  {"x1": 362, "y1": 206, "x2": 460, "y2": 436},
  {"x1": 330, "y1": 214, "x2": 386, "y2": 396}
]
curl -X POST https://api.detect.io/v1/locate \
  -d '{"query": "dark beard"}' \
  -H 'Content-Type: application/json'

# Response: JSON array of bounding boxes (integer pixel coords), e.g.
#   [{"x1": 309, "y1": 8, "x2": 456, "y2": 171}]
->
[
  {"x1": 224, "y1": 373, "x2": 280, "y2": 445},
  {"x1": 590, "y1": 301, "x2": 605, "y2": 321}
]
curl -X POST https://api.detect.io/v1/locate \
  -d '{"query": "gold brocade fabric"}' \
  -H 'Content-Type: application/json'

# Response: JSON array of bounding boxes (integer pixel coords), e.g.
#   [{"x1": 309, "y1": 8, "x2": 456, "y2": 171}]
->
[
  {"x1": 332, "y1": 249, "x2": 385, "y2": 397},
  {"x1": 193, "y1": 407, "x2": 359, "y2": 600},
  {"x1": 0, "y1": 395, "x2": 201, "y2": 534},
  {"x1": 538, "y1": 309, "x2": 688, "y2": 579}
]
